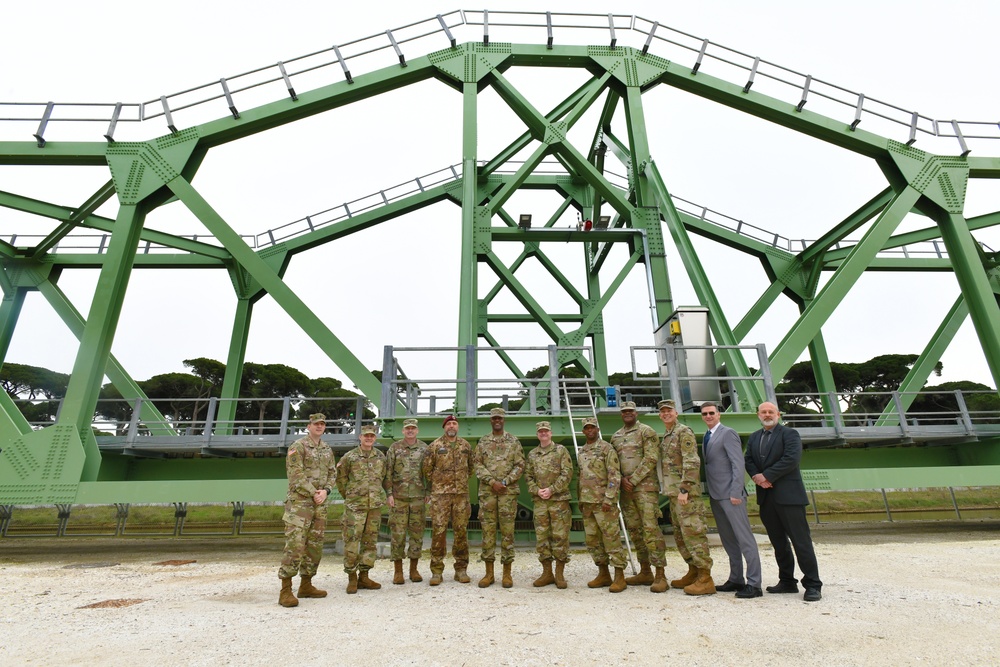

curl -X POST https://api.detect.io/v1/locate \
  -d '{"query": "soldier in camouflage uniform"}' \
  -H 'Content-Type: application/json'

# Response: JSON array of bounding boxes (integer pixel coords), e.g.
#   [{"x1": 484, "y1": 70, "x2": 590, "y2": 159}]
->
[
  {"x1": 577, "y1": 417, "x2": 627, "y2": 593},
  {"x1": 386, "y1": 418, "x2": 429, "y2": 585},
  {"x1": 336, "y1": 424, "x2": 389, "y2": 594},
  {"x1": 611, "y1": 400, "x2": 669, "y2": 592},
  {"x1": 525, "y1": 421, "x2": 573, "y2": 589},
  {"x1": 278, "y1": 413, "x2": 337, "y2": 608},
  {"x1": 474, "y1": 407, "x2": 525, "y2": 588},
  {"x1": 422, "y1": 415, "x2": 475, "y2": 586},
  {"x1": 657, "y1": 399, "x2": 714, "y2": 595}
]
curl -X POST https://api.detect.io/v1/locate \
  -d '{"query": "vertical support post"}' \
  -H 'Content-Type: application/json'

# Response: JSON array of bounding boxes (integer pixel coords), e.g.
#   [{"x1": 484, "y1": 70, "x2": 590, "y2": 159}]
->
[
  {"x1": 380, "y1": 345, "x2": 396, "y2": 419},
  {"x1": 465, "y1": 345, "x2": 477, "y2": 417},
  {"x1": 548, "y1": 345, "x2": 561, "y2": 416},
  {"x1": 881, "y1": 489, "x2": 893, "y2": 522},
  {"x1": 456, "y1": 82, "x2": 479, "y2": 410},
  {"x1": 949, "y1": 487, "x2": 962, "y2": 520},
  {"x1": 217, "y1": 297, "x2": 253, "y2": 433}
]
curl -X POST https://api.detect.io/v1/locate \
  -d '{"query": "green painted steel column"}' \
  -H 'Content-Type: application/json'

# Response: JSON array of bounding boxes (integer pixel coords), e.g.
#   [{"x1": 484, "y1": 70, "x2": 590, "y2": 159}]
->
[
  {"x1": 58, "y1": 202, "x2": 147, "y2": 480},
  {"x1": 456, "y1": 82, "x2": 479, "y2": 411},
  {"x1": 0, "y1": 288, "x2": 32, "y2": 439},
  {"x1": 167, "y1": 177, "x2": 383, "y2": 402},
  {"x1": 768, "y1": 186, "x2": 920, "y2": 382},
  {"x1": 937, "y1": 212, "x2": 1000, "y2": 387},
  {"x1": 805, "y1": 331, "x2": 839, "y2": 416},
  {"x1": 877, "y1": 296, "x2": 970, "y2": 425},
  {"x1": 216, "y1": 296, "x2": 254, "y2": 432}
]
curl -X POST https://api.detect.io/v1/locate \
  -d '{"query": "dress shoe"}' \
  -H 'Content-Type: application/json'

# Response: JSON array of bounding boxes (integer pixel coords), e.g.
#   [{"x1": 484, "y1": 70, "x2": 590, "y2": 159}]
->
[
  {"x1": 735, "y1": 585, "x2": 763, "y2": 599},
  {"x1": 766, "y1": 582, "x2": 799, "y2": 594},
  {"x1": 715, "y1": 580, "x2": 744, "y2": 592},
  {"x1": 803, "y1": 588, "x2": 822, "y2": 602}
]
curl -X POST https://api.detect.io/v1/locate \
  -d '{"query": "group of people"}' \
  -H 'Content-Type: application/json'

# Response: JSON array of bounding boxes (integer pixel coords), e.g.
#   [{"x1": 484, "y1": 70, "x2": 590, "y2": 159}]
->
[{"x1": 275, "y1": 400, "x2": 822, "y2": 606}]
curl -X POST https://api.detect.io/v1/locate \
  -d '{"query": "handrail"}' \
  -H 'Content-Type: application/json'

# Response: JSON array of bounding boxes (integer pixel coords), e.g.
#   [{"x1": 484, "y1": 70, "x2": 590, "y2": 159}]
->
[
  {"x1": 14, "y1": 158, "x2": 991, "y2": 261},
  {"x1": 1, "y1": 9, "x2": 996, "y2": 154}
]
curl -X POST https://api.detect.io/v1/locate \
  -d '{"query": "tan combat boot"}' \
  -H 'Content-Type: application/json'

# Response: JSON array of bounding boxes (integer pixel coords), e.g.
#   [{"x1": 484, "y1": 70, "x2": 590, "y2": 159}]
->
[
  {"x1": 609, "y1": 567, "x2": 628, "y2": 593},
  {"x1": 502, "y1": 562, "x2": 513, "y2": 588},
  {"x1": 393, "y1": 560, "x2": 404, "y2": 585},
  {"x1": 358, "y1": 570, "x2": 381, "y2": 590},
  {"x1": 297, "y1": 575, "x2": 327, "y2": 598},
  {"x1": 683, "y1": 568, "x2": 717, "y2": 596},
  {"x1": 429, "y1": 571, "x2": 443, "y2": 586},
  {"x1": 533, "y1": 559, "x2": 555, "y2": 587},
  {"x1": 279, "y1": 577, "x2": 298, "y2": 607},
  {"x1": 625, "y1": 560, "x2": 654, "y2": 586},
  {"x1": 346, "y1": 572, "x2": 358, "y2": 594},
  {"x1": 554, "y1": 560, "x2": 568, "y2": 589},
  {"x1": 670, "y1": 563, "x2": 698, "y2": 589},
  {"x1": 455, "y1": 565, "x2": 471, "y2": 584},
  {"x1": 587, "y1": 564, "x2": 612, "y2": 588},
  {"x1": 478, "y1": 561, "x2": 495, "y2": 588},
  {"x1": 409, "y1": 558, "x2": 423, "y2": 583},
  {"x1": 650, "y1": 566, "x2": 669, "y2": 593}
]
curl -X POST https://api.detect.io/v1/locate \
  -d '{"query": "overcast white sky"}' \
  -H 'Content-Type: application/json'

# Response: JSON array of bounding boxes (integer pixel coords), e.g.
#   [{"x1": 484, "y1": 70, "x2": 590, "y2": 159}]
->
[{"x1": 2, "y1": 0, "x2": 999, "y2": 399}]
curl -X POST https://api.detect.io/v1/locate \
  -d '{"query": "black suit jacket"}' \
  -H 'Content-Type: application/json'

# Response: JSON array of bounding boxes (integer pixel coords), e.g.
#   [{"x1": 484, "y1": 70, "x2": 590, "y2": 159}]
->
[{"x1": 744, "y1": 423, "x2": 808, "y2": 506}]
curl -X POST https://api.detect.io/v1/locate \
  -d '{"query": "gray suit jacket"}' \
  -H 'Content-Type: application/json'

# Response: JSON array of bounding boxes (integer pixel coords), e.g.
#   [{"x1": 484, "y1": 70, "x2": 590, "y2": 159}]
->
[{"x1": 702, "y1": 423, "x2": 747, "y2": 501}]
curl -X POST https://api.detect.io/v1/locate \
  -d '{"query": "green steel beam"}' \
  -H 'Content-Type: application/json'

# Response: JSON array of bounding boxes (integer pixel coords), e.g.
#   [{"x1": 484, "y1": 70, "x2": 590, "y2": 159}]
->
[
  {"x1": 167, "y1": 176, "x2": 383, "y2": 402},
  {"x1": 30, "y1": 180, "x2": 116, "y2": 259},
  {"x1": 733, "y1": 280, "x2": 786, "y2": 342},
  {"x1": 216, "y1": 297, "x2": 254, "y2": 433},
  {"x1": 877, "y1": 296, "x2": 970, "y2": 425},
  {"x1": 456, "y1": 83, "x2": 480, "y2": 411},
  {"x1": 935, "y1": 212, "x2": 1000, "y2": 386},
  {"x1": 768, "y1": 186, "x2": 920, "y2": 381},
  {"x1": 0, "y1": 287, "x2": 26, "y2": 361},
  {"x1": 798, "y1": 187, "x2": 894, "y2": 264},
  {"x1": 805, "y1": 332, "x2": 839, "y2": 415}
]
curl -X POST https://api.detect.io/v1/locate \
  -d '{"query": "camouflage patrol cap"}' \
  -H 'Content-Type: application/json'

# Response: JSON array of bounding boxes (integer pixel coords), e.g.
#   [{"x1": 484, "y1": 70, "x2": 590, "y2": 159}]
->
[
  {"x1": 535, "y1": 421, "x2": 552, "y2": 431},
  {"x1": 619, "y1": 401, "x2": 638, "y2": 412},
  {"x1": 657, "y1": 399, "x2": 676, "y2": 410},
  {"x1": 360, "y1": 424, "x2": 377, "y2": 435},
  {"x1": 581, "y1": 417, "x2": 599, "y2": 428},
  {"x1": 490, "y1": 407, "x2": 506, "y2": 417},
  {"x1": 402, "y1": 419, "x2": 418, "y2": 428},
  {"x1": 309, "y1": 413, "x2": 327, "y2": 424}
]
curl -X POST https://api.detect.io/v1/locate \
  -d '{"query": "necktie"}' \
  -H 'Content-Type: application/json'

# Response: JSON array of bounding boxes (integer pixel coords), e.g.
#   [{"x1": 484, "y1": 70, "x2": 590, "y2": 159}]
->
[
  {"x1": 703, "y1": 430, "x2": 711, "y2": 447},
  {"x1": 760, "y1": 430, "x2": 771, "y2": 457}
]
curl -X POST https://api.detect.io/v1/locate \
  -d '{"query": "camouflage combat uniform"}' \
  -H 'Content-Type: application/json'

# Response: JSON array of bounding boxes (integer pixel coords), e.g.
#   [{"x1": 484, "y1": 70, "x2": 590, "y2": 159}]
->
[
  {"x1": 578, "y1": 437, "x2": 626, "y2": 569},
  {"x1": 611, "y1": 421, "x2": 667, "y2": 568},
  {"x1": 422, "y1": 435, "x2": 474, "y2": 575},
  {"x1": 525, "y1": 441, "x2": 573, "y2": 563},
  {"x1": 660, "y1": 421, "x2": 713, "y2": 570},
  {"x1": 474, "y1": 431, "x2": 525, "y2": 564},
  {"x1": 336, "y1": 445, "x2": 389, "y2": 575},
  {"x1": 278, "y1": 434, "x2": 336, "y2": 579},
  {"x1": 386, "y1": 437, "x2": 429, "y2": 560}
]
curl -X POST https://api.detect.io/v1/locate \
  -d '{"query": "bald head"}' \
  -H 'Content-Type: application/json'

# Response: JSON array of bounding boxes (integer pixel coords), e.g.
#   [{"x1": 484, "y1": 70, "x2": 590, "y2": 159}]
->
[{"x1": 757, "y1": 402, "x2": 780, "y2": 430}]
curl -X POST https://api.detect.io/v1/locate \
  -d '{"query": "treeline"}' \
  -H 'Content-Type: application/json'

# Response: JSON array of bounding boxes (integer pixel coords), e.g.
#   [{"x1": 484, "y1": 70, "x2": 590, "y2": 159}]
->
[{"x1": 1, "y1": 357, "x2": 374, "y2": 430}]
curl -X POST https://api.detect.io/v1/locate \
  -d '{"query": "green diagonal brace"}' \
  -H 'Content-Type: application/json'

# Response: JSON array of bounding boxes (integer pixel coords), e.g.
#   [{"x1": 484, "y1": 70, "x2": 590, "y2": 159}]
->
[
  {"x1": 768, "y1": 186, "x2": 920, "y2": 381},
  {"x1": 167, "y1": 176, "x2": 383, "y2": 402}
]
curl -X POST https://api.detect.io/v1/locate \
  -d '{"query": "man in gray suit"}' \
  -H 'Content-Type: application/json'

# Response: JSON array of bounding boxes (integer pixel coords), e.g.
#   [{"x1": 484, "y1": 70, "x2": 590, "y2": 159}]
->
[
  {"x1": 746, "y1": 401, "x2": 822, "y2": 602},
  {"x1": 700, "y1": 402, "x2": 762, "y2": 599}
]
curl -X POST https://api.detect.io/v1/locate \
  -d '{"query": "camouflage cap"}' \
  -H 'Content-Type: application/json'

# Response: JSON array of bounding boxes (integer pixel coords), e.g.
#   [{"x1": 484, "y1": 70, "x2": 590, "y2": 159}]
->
[
  {"x1": 360, "y1": 424, "x2": 377, "y2": 435},
  {"x1": 441, "y1": 414, "x2": 458, "y2": 427},
  {"x1": 619, "y1": 400, "x2": 638, "y2": 412},
  {"x1": 402, "y1": 418, "x2": 419, "y2": 428},
  {"x1": 489, "y1": 407, "x2": 506, "y2": 417},
  {"x1": 535, "y1": 421, "x2": 552, "y2": 431},
  {"x1": 581, "y1": 417, "x2": 599, "y2": 428},
  {"x1": 308, "y1": 413, "x2": 327, "y2": 424},
  {"x1": 657, "y1": 399, "x2": 676, "y2": 410}
]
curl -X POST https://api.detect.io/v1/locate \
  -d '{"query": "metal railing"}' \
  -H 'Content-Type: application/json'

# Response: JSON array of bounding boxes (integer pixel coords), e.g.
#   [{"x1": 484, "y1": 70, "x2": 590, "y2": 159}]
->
[{"x1": 2, "y1": 10, "x2": 996, "y2": 154}]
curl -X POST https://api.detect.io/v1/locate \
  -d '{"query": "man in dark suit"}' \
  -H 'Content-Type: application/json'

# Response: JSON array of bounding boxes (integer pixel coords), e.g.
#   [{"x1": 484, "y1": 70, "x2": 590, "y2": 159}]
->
[
  {"x1": 745, "y1": 401, "x2": 823, "y2": 602},
  {"x1": 700, "y1": 402, "x2": 761, "y2": 599}
]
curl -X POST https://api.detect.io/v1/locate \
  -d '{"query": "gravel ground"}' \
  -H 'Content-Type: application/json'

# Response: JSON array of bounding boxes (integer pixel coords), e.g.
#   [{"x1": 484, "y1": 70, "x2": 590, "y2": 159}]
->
[{"x1": 1, "y1": 521, "x2": 998, "y2": 667}]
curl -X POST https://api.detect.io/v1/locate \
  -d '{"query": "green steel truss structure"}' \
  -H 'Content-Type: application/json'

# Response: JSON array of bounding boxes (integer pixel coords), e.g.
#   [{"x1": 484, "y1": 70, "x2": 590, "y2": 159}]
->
[{"x1": 1, "y1": 11, "x2": 999, "y2": 506}]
